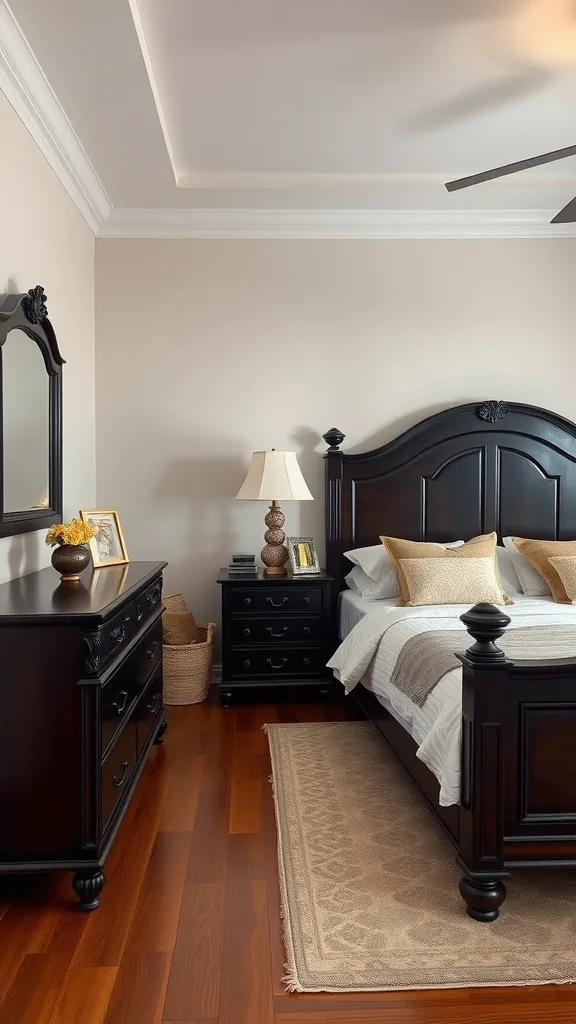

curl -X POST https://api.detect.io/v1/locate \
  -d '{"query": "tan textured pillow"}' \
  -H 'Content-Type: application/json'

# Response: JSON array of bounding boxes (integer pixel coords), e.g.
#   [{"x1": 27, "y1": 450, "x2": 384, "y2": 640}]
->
[
  {"x1": 512, "y1": 538, "x2": 576, "y2": 604},
  {"x1": 163, "y1": 610, "x2": 199, "y2": 645},
  {"x1": 381, "y1": 532, "x2": 512, "y2": 607},
  {"x1": 547, "y1": 556, "x2": 576, "y2": 604},
  {"x1": 400, "y1": 556, "x2": 505, "y2": 607}
]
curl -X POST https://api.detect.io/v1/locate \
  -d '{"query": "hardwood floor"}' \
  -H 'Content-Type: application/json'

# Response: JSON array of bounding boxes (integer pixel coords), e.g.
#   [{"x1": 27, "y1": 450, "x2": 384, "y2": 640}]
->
[{"x1": 0, "y1": 692, "x2": 575, "y2": 1023}]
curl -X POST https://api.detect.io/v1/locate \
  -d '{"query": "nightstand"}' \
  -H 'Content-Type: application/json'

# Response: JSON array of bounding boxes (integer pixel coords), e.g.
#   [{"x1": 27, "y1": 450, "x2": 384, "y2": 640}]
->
[{"x1": 217, "y1": 569, "x2": 335, "y2": 706}]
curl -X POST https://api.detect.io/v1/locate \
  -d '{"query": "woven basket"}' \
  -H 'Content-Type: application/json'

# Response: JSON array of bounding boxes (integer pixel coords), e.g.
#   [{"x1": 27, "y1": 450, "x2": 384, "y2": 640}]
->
[{"x1": 163, "y1": 622, "x2": 216, "y2": 705}]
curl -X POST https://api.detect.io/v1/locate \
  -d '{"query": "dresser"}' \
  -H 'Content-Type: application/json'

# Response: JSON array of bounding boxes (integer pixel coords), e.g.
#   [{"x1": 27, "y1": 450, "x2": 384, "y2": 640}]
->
[
  {"x1": 217, "y1": 569, "x2": 334, "y2": 705},
  {"x1": 0, "y1": 560, "x2": 167, "y2": 910}
]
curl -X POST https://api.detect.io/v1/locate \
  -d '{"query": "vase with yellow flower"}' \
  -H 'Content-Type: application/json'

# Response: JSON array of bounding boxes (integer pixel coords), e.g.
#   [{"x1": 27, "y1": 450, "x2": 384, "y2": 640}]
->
[{"x1": 46, "y1": 518, "x2": 96, "y2": 581}]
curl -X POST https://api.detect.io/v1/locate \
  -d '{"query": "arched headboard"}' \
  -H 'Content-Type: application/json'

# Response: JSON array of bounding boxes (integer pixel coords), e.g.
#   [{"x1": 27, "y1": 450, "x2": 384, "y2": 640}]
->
[{"x1": 324, "y1": 401, "x2": 576, "y2": 586}]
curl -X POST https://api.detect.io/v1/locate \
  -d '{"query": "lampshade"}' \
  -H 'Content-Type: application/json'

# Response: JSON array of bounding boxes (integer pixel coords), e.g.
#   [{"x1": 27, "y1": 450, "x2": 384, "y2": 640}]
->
[{"x1": 236, "y1": 450, "x2": 314, "y2": 501}]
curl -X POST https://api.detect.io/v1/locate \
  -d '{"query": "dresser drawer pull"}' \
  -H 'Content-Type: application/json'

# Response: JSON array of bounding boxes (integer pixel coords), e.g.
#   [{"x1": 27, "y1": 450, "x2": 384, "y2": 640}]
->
[
  {"x1": 303, "y1": 658, "x2": 311, "y2": 667},
  {"x1": 110, "y1": 616, "x2": 130, "y2": 644},
  {"x1": 112, "y1": 761, "x2": 130, "y2": 788},
  {"x1": 145, "y1": 641, "x2": 160, "y2": 659},
  {"x1": 267, "y1": 657, "x2": 287, "y2": 670},
  {"x1": 243, "y1": 597, "x2": 251, "y2": 606},
  {"x1": 146, "y1": 692, "x2": 162, "y2": 716},
  {"x1": 267, "y1": 626, "x2": 288, "y2": 637},
  {"x1": 146, "y1": 583, "x2": 162, "y2": 607},
  {"x1": 266, "y1": 596, "x2": 288, "y2": 608},
  {"x1": 243, "y1": 659, "x2": 251, "y2": 669},
  {"x1": 303, "y1": 597, "x2": 310, "y2": 605},
  {"x1": 243, "y1": 628, "x2": 251, "y2": 636},
  {"x1": 304, "y1": 627, "x2": 310, "y2": 634},
  {"x1": 110, "y1": 690, "x2": 129, "y2": 716}
]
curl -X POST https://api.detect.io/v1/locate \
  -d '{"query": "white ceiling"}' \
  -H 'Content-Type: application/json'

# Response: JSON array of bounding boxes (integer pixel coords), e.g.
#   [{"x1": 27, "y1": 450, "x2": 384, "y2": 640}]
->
[{"x1": 4, "y1": 0, "x2": 576, "y2": 234}]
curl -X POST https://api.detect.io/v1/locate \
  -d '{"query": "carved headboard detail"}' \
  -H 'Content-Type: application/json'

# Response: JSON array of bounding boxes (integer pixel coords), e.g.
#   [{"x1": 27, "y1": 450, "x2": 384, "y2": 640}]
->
[{"x1": 324, "y1": 401, "x2": 576, "y2": 587}]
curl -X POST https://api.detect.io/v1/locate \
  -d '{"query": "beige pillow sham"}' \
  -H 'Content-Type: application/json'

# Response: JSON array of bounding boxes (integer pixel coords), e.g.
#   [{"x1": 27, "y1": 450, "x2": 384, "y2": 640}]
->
[
  {"x1": 400, "y1": 556, "x2": 505, "y2": 607},
  {"x1": 512, "y1": 538, "x2": 576, "y2": 604},
  {"x1": 381, "y1": 532, "x2": 512, "y2": 607},
  {"x1": 547, "y1": 555, "x2": 576, "y2": 604}
]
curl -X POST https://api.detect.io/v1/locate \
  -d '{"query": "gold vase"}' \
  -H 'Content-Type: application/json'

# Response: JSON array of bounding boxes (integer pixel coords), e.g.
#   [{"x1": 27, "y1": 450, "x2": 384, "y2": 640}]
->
[{"x1": 51, "y1": 544, "x2": 91, "y2": 581}]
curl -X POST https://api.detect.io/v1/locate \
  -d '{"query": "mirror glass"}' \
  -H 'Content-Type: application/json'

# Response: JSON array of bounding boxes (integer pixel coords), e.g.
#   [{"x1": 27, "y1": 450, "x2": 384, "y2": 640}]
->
[{"x1": 2, "y1": 329, "x2": 49, "y2": 513}]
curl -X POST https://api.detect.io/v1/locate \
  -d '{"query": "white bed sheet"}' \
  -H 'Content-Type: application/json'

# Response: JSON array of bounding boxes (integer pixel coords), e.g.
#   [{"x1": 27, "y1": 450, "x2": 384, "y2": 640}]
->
[
  {"x1": 338, "y1": 589, "x2": 396, "y2": 639},
  {"x1": 332, "y1": 589, "x2": 576, "y2": 807}
]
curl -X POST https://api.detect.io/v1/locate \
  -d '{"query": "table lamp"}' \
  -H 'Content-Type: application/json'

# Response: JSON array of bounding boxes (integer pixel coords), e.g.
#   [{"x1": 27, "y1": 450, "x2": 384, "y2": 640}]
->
[{"x1": 236, "y1": 450, "x2": 314, "y2": 575}]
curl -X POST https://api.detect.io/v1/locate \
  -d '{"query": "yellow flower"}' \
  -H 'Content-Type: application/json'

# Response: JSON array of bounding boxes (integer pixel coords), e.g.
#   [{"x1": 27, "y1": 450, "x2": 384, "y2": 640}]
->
[{"x1": 45, "y1": 518, "x2": 95, "y2": 547}]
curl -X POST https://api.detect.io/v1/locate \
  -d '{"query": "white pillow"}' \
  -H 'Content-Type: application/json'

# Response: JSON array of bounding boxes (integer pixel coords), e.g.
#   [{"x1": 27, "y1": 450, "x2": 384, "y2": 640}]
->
[
  {"x1": 502, "y1": 537, "x2": 551, "y2": 596},
  {"x1": 344, "y1": 540, "x2": 465, "y2": 600},
  {"x1": 345, "y1": 566, "x2": 398, "y2": 601},
  {"x1": 496, "y1": 545, "x2": 521, "y2": 595}
]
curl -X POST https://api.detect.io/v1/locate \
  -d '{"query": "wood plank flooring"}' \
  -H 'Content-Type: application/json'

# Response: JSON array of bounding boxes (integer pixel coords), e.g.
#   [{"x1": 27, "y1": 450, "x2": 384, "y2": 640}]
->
[{"x1": 0, "y1": 692, "x2": 575, "y2": 1023}]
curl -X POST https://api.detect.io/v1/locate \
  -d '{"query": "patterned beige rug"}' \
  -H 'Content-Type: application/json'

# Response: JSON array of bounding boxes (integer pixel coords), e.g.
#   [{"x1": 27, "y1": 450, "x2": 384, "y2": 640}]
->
[{"x1": 266, "y1": 721, "x2": 576, "y2": 993}]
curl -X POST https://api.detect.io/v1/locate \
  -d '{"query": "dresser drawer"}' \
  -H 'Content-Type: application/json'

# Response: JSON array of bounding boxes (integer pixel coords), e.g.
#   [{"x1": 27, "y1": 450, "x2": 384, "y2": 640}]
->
[
  {"x1": 134, "y1": 668, "x2": 163, "y2": 756},
  {"x1": 101, "y1": 721, "x2": 137, "y2": 834},
  {"x1": 229, "y1": 587, "x2": 322, "y2": 615},
  {"x1": 136, "y1": 618, "x2": 162, "y2": 686},
  {"x1": 101, "y1": 655, "x2": 138, "y2": 757},
  {"x1": 230, "y1": 617, "x2": 322, "y2": 645},
  {"x1": 136, "y1": 577, "x2": 163, "y2": 627},
  {"x1": 229, "y1": 647, "x2": 325, "y2": 679},
  {"x1": 100, "y1": 603, "x2": 136, "y2": 670}
]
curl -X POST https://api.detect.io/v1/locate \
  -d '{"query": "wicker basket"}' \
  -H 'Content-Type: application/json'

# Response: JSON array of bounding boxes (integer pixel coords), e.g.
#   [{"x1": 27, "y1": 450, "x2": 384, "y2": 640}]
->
[{"x1": 163, "y1": 622, "x2": 216, "y2": 705}]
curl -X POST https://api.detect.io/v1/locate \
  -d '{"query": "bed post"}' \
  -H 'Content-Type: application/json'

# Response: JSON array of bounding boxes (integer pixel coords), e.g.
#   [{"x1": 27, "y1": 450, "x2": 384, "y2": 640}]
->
[
  {"x1": 456, "y1": 603, "x2": 511, "y2": 921},
  {"x1": 323, "y1": 428, "x2": 346, "y2": 584}
]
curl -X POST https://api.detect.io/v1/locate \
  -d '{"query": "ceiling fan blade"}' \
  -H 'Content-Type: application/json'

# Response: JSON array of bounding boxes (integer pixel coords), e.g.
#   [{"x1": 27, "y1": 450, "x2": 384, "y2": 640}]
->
[
  {"x1": 445, "y1": 143, "x2": 576, "y2": 192},
  {"x1": 551, "y1": 195, "x2": 576, "y2": 223}
]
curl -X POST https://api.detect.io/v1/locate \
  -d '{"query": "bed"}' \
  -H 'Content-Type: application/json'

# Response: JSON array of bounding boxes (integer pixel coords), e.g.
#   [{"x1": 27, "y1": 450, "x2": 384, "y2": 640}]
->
[{"x1": 324, "y1": 401, "x2": 576, "y2": 922}]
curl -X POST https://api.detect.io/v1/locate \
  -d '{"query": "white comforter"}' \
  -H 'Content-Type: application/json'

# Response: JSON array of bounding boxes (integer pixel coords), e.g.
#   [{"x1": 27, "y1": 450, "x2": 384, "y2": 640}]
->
[{"x1": 327, "y1": 595, "x2": 576, "y2": 806}]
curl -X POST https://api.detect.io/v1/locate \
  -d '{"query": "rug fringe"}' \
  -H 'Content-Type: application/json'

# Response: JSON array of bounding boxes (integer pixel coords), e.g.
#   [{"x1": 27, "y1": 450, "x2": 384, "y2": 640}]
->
[
  {"x1": 282, "y1": 969, "x2": 304, "y2": 993},
  {"x1": 262, "y1": 723, "x2": 269, "y2": 734}
]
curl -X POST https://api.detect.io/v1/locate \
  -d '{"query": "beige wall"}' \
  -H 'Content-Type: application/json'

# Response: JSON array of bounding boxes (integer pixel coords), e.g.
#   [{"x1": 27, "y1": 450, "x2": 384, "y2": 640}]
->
[
  {"x1": 95, "y1": 237, "x2": 576, "y2": 627},
  {"x1": 0, "y1": 91, "x2": 95, "y2": 584}
]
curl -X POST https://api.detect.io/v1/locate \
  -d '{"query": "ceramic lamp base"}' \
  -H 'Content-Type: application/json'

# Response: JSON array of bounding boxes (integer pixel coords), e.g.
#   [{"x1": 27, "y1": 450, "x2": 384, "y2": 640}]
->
[{"x1": 261, "y1": 501, "x2": 289, "y2": 575}]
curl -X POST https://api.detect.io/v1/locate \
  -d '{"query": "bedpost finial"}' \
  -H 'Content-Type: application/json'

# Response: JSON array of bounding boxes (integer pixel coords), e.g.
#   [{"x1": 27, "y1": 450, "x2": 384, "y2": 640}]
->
[
  {"x1": 460, "y1": 603, "x2": 511, "y2": 665},
  {"x1": 323, "y1": 427, "x2": 345, "y2": 452}
]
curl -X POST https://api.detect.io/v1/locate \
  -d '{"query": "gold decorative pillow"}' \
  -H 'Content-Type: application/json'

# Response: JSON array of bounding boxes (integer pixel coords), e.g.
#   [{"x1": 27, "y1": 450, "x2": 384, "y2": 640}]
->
[
  {"x1": 400, "y1": 556, "x2": 506, "y2": 607},
  {"x1": 547, "y1": 556, "x2": 576, "y2": 604},
  {"x1": 512, "y1": 538, "x2": 576, "y2": 604},
  {"x1": 381, "y1": 532, "x2": 512, "y2": 607}
]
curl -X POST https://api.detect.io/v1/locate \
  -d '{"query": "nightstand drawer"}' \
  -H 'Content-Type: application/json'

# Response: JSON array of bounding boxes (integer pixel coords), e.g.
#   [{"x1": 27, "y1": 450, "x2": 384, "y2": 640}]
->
[
  {"x1": 229, "y1": 647, "x2": 325, "y2": 678},
  {"x1": 230, "y1": 617, "x2": 322, "y2": 645},
  {"x1": 230, "y1": 587, "x2": 322, "y2": 615}
]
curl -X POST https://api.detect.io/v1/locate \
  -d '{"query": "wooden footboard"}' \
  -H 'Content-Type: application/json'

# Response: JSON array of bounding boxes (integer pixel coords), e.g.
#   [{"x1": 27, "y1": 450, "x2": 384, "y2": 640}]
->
[{"x1": 458, "y1": 603, "x2": 576, "y2": 921}]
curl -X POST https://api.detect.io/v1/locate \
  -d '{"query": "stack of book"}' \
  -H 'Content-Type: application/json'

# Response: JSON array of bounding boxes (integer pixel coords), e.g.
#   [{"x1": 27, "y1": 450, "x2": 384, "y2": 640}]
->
[{"x1": 228, "y1": 554, "x2": 257, "y2": 577}]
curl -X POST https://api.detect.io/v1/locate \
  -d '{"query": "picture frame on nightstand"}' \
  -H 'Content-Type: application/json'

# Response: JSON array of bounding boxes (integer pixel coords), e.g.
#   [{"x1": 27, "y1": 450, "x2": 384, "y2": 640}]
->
[{"x1": 287, "y1": 537, "x2": 321, "y2": 575}]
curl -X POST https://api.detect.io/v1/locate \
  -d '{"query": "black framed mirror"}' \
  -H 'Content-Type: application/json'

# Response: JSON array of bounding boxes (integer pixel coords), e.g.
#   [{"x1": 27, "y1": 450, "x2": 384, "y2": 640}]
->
[{"x1": 0, "y1": 286, "x2": 64, "y2": 538}]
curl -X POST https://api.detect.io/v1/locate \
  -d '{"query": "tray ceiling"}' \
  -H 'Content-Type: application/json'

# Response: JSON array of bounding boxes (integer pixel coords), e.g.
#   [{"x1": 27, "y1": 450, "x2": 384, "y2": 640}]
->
[{"x1": 4, "y1": 0, "x2": 576, "y2": 234}]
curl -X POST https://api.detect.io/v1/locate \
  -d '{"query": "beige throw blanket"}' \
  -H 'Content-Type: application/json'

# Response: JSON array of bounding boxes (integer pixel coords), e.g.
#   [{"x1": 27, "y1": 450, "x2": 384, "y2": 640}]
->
[{"x1": 391, "y1": 625, "x2": 576, "y2": 707}]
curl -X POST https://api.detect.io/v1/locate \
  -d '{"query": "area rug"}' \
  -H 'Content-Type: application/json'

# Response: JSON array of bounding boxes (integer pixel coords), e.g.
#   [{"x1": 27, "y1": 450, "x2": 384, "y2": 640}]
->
[{"x1": 266, "y1": 720, "x2": 576, "y2": 993}]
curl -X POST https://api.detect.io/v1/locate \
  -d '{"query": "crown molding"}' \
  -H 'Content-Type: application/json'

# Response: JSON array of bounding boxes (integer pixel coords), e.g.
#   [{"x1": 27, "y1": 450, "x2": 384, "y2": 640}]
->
[
  {"x1": 0, "y1": 0, "x2": 111, "y2": 233},
  {"x1": 99, "y1": 208, "x2": 576, "y2": 239}
]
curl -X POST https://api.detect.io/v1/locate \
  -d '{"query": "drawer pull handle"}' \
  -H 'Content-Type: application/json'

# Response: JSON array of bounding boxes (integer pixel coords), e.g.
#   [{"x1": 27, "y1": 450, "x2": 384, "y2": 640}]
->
[
  {"x1": 267, "y1": 626, "x2": 288, "y2": 638},
  {"x1": 146, "y1": 692, "x2": 162, "y2": 716},
  {"x1": 111, "y1": 690, "x2": 129, "y2": 716},
  {"x1": 303, "y1": 597, "x2": 310, "y2": 605},
  {"x1": 243, "y1": 597, "x2": 251, "y2": 606},
  {"x1": 303, "y1": 626, "x2": 310, "y2": 634},
  {"x1": 267, "y1": 657, "x2": 287, "y2": 670},
  {"x1": 243, "y1": 659, "x2": 251, "y2": 669},
  {"x1": 146, "y1": 584, "x2": 162, "y2": 607},
  {"x1": 113, "y1": 761, "x2": 130, "y2": 788},
  {"x1": 145, "y1": 641, "x2": 159, "y2": 659},
  {"x1": 110, "y1": 616, "x2": 130, "y2": 644},
  {"x1": 266, "y1": 596, "x2": 288, "y2": 608},
  {"x1": 303, "y1": 658, "x2": 311, "y2": 667},
  {"x1": 243, "y1": 628, "x2": 251, "y2": 636}
]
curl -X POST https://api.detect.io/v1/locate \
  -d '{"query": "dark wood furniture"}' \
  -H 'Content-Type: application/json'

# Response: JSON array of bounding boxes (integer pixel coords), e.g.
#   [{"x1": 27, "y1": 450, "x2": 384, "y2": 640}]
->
[
  {"x1": 0, "y1": 286, "x2": 63, "y2": 538},
  {"x1": 0, "y1": 560, "x2": 168, "y2": 910},
  {"x1": 217, "y1": 568, "x2": 334, "y2": 706},
  {"x1": 324, "y1": 401, "x2": 576, "y2": 921}
]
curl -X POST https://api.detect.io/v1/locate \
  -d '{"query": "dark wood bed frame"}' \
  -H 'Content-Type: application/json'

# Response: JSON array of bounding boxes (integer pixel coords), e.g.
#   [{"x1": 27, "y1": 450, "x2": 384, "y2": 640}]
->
[{"x1": 324, "y1": 400, "x2": 576, "y2": 922}]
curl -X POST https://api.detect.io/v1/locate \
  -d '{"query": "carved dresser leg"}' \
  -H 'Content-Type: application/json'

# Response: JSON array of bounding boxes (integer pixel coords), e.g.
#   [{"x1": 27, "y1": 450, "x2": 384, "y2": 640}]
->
[
  {"x1": 459, "y1": 874, "x2": 506, "y2": 922},
  {"x1": 154, "y1": 718, "x2": 168, "y2": 744},
  {"x1": 73, "y1": 868, "x2": 105, "y2": 911}
]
